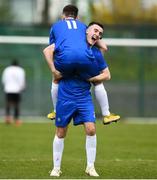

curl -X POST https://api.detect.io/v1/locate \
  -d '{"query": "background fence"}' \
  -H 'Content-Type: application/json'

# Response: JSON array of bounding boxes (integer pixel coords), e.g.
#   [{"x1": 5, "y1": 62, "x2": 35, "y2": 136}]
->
[{"x1": 0, "y1": 25, "x2": 157, "y2": 117}]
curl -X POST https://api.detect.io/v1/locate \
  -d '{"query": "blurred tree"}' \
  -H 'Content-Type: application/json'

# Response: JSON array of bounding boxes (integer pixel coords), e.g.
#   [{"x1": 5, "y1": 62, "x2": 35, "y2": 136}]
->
[
  {"x1": 0, "y1": 1, "x2": 13, "y2": 23},
  {"x1": 144, "y1": 5, "x2": 157, "y2": 24},
  {"x1": 91, "y1": 0, "x2": 157, "y2": 25},
  {"x1": 91, "y1": 0, "x2": 114, "y2": 24},
  {"x1": 111, "y1": 0, "x2": 142, "y2": 24}
]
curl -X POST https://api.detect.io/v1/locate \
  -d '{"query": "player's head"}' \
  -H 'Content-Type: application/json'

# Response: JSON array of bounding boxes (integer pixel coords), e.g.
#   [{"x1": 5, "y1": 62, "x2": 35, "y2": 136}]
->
[
  {"x1": 62, "y1": 4, "x2": 78, "y2": 19},
  {"x1": 86, "y1": 22, "x2": 104, "y2": 46},
  {"x1": 11, "y1": 59, "x2": 19, "y2": 66}
]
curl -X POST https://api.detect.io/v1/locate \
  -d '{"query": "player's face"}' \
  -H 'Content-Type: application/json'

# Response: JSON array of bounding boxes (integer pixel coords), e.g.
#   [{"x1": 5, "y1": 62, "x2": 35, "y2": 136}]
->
[{"x1": 86, "y1": 24, "x2": 103, "y2": 46}]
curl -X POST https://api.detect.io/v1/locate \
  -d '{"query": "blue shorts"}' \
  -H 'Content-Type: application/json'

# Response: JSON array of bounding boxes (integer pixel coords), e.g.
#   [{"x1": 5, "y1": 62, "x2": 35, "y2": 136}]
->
[
  {"x1": 54, "y1": 60, "x2": 100, "y2": 80},
  {"x1": 55, "y1": 99, "x2": 96, "y2": 127}
]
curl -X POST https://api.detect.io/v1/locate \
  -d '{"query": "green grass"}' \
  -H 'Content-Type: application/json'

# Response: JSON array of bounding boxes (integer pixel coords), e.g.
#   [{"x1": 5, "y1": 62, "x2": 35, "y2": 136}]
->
[{"x1": 0, "y1": 119, "x2": 157, "y2": 179}]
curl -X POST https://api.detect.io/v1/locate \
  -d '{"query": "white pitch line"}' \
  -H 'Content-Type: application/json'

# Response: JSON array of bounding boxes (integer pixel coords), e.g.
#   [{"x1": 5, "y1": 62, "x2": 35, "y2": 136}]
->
[{"x1": 1, "y1": 158, "x2": 156, "y2": 162}]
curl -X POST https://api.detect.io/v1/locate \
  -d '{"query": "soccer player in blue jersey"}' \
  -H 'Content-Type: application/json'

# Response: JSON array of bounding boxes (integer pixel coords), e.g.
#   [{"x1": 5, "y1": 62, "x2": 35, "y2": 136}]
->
[
  {"x1": 47, "y1": 5, "x2": 107, "y2": 79},
  {"x1": 48, "y1": 23, "x2": 118, "y2": 177},
  {"x1": 43, "y1": 4, "x2": 120, "y2": 125},
  {"x1": 49, "y1": 55, "x2": 109, "y2": 177}
]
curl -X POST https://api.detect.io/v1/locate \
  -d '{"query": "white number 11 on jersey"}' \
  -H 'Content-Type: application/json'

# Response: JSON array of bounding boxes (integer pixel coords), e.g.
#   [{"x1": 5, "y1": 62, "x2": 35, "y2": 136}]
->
[{"x1": 66, "y1": 20, "x2": 77, "y2": 29}]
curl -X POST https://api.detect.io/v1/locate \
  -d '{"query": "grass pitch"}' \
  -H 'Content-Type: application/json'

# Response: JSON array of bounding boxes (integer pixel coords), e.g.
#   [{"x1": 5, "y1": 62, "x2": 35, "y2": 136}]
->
[{"x1": 0, "y1": 118, "x2": 157, "y2": 179}]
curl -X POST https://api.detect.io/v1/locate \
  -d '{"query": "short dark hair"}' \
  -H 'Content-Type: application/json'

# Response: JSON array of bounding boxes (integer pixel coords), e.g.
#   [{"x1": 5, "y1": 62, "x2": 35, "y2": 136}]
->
[
  {"x1": 88, "y1": 22, "x2": 104, "y2": 30},
  {"x1": 62, "y1": 4, "x2": 78, "y2": 19}
]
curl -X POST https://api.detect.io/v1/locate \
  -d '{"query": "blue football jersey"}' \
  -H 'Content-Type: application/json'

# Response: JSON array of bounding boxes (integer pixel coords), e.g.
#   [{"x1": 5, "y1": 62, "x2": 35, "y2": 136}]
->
[
  {"x1": 57, "y1": 47, "x2": 108, "y2": 101},
  {"x1": 91, "y1": 46, "x2": 108, "y2": 71},
  {"x1": 49, "y1": 19, "x2": 94, "y2": 64},
  {"x1": 49, "y1": 19, "x2": 86, "y2": 48},
  {"x1": 75, "y1": 46, "x2": 108, "y2": 80},
  {"x1": 58, "y1": 76, "x2": 91, "y2": 101}
]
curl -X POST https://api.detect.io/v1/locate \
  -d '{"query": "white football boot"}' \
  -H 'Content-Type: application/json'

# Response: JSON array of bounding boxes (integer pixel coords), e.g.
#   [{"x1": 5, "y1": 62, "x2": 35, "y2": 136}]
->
[
  {"x1": 85, "y1": 166, "x2": 99, "y2": 177},
  {"x1": 50, "y1": 168, "x2": 62, "y2": 177}
]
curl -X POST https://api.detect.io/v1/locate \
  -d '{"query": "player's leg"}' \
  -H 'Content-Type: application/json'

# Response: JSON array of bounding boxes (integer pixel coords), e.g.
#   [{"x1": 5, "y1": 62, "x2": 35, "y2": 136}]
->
[
  {"x1": 51, "y1": 82, "x2": 58, "y2": 113},
  {"x1": 94, "y1": 83, "x2": 120, "y2": 125},
  {"x1": 87, "y1": 65, "x2": 120, "y2": 124},
  {"x1": 84, "y1": 122, "x2": 99, "y2": 177},
  {"x1": 74, "y1": 99, "x2": 99, "y2": 177},
  {"x1": 50, "y1": 99, "x2": 76, "y2": 177},
  {"x1": 47, "y1": 80, "x2": 58, "y2": 120},
  {"x1": 94, "y1": 83, "x2": 110, "y2": 115},
  {"x1": 13, "y1": 94, "x2": 22, "y2": 126},
  {"x1": 5, "y1": 93, "x2": 13, "y2": 124},
  {"x1": 50, "y1": 127, "x2": 68, "y2": 177}
]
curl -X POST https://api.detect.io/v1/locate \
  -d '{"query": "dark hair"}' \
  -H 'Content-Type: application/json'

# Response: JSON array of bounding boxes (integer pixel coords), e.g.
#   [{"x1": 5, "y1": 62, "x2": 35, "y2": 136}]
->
[
  {"x1": 88, "y1": 22, "x2": 104, "y2": 30},
  {"x1": 12, "y1": 59, "x2": 19, "y2": 66},
  {"x1": 62, "y1": 4, "x2": 78, "y2": 18}
]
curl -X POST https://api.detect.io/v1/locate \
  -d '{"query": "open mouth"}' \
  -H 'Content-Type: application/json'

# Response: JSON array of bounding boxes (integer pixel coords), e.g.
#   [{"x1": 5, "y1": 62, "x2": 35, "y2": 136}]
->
[{"x1": 91, "y1": 35, "x2": 97, "y2": 41}]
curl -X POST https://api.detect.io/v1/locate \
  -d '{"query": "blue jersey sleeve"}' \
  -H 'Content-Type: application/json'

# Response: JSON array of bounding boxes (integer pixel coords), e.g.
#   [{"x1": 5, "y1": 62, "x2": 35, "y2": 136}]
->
[{"x1": 92, "y1": 47, "x2": 108, "y2": 71}]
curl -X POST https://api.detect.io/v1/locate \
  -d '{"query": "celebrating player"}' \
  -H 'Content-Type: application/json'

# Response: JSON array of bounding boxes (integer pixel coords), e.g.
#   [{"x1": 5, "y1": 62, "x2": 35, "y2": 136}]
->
[
  {"x1": 43, "y1": 5, "x2": 120, "y2": 125},
  {"x1": 43, "y1": 4, "x2": 120, "y2": 177}
]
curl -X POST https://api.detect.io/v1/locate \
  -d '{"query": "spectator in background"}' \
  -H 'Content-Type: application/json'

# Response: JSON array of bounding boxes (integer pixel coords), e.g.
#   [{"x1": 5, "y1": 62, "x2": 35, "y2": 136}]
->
[{"x1": 1, "y1": 59, "x2": 26, "y2": 126}]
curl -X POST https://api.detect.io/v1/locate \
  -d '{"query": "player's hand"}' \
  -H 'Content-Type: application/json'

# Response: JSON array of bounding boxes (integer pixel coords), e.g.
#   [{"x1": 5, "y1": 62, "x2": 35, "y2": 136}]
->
[
  {"x1": 88, "y1": 76, "x2": 98, "y2": 83},
  {"x1": 53, "y1": 70, "x2": 62, "y2": 80}
]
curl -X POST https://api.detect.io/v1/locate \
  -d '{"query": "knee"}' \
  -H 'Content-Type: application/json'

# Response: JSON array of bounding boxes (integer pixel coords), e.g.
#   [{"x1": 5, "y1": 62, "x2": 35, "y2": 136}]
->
[
  {"x1": 56, "y1": 132, "x2": 66, "y2": 138},
  {"x1": 56, "y1": 128, "x2": 67, "y2": 138},
  {"x1": 86, "y1": 127, "x2": 96, "y2": 136},
  {"x1": 107, "y1": 74, "x2": 111, "y2": 80}
]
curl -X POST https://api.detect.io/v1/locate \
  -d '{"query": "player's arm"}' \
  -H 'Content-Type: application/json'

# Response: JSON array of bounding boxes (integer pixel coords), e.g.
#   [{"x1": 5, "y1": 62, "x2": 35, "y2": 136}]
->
[
  {"x1": 96, "y1": 39, "x2": 108, "y2": 53},
  {"x1": 43, "y1": 44, "x2": 62, "y2": 80},
  {"x1": 88, "y1": 67, "x2": 111, "y2": 84}
]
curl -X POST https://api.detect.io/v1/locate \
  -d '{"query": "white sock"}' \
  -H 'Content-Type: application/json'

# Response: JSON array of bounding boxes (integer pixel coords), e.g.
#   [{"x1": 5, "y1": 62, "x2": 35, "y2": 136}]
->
[
  {"x1": 53, "y1": 135, "x2": 64, "y2": 169},
  {"x1": 86, "y1": 135, "x2": 97, "y2": 168},
  {"x1": 94, "y1": 83, "x2": 110, "y2": 116},
  {"x1": 51, "y1": 82, "x2": 58, "y2": 113}
]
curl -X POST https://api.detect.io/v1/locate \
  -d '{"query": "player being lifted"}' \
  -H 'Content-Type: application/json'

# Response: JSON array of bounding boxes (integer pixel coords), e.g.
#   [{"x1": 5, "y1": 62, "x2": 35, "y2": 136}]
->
[{"x1": 43, "y1": 4, "x2": 120, "y2": 125}]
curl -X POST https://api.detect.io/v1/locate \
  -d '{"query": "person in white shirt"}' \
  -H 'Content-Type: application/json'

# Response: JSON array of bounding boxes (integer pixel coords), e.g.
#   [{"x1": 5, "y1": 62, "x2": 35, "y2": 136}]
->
[{"x1": 1, "y1": 59, "x2": 26, "y2": 125}]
